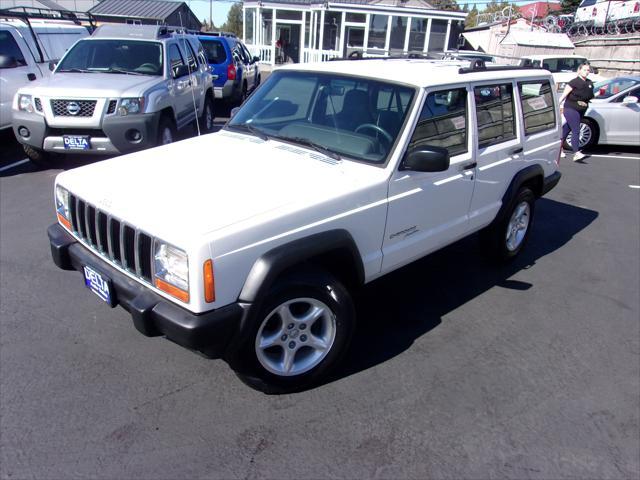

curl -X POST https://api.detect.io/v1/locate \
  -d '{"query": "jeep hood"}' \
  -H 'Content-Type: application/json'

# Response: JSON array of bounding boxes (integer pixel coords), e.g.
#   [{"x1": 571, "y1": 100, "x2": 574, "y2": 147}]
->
[
  {"x1": 24, "y1": 72, "x2": 161, "y2": 98},
  {"x1": 56, "y1": 131, "x2": 385, "y2": 246}
]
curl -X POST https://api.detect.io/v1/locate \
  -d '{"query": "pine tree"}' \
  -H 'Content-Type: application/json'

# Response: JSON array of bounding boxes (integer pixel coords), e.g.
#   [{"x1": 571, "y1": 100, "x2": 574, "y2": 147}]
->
[
  {"x1": 221, "y1": 3, "x2": 243, "y2": 36},
  {"x1": 465, "y1": 5, "x2": 479, "y2": 27},
  {"x1": 560, "y1": 0, "x2": 581, "y2": 14}
]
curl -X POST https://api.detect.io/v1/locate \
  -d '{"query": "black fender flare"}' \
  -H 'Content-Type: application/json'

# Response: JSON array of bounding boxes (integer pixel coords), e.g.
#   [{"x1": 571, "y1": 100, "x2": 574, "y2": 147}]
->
[
  {"x1": 495, "y1": 164, "x2": 544, "y2": 223},
  {"x1": 238, "y1": 229, "x2": 364, "y2": 305}
]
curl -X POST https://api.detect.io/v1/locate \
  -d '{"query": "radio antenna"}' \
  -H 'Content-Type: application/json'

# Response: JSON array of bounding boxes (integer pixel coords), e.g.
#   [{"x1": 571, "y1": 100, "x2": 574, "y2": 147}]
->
[{"x1": 178, "y1": 11, "x2": 201, "y2": 136}]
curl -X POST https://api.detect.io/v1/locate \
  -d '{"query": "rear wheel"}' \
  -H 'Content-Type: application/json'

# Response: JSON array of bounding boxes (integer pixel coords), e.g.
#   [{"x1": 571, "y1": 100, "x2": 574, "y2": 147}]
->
[
  {"x1": 198, "y1": 94, "x2": 215, "y2": 133},
  {"x1": 228, "y1": 269, "x2": 356, "y2": 394},
  {"x1": 481, "y1": 187, "x2": 536, "y2": 262}
]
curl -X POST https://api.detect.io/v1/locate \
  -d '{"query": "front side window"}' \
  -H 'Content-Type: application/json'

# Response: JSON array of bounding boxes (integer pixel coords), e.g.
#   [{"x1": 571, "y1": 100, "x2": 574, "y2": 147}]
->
[
  {"x1": 168, "y1": 44, "x2": 185, "y2": 75},
  {"x1": 0, "y1": 31, "x2": 27, "y2": 67},
  {"x1": 474, "y1": 83, "x2": 516, "y2": 148},
  {"x1": 228, "y1": 71, "x2": 416, "y2": 164},
  {"x1": 408, "y1": 87, "x2": 468, "y2": 157},
  {"x1": 57, "y1": 40, "x2": 163, "y2": 75},
  {"x1": 518, "y1": 81, "x2": 556, "y2": 135}
]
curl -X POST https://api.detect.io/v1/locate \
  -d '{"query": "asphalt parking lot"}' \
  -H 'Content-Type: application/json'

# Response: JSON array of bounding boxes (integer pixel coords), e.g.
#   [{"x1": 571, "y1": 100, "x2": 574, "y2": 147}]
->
[{"x1": 1, "y1": 128, "x2": 639, "y2": 478}]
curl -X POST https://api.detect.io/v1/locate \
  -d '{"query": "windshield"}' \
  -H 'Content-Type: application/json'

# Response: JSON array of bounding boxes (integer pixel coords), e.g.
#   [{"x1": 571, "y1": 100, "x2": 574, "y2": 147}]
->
[
  {"x1": 521, "y1": 57, "x2": 587, "y2": 73},
  {"x1": 57, "y1": 40, "x2": 163, "y2": 75},
  {"x1": 593, "y1": 77, "x2": 640, "y2": 99},
  {"x1": 227, "y1": 71, "x2": 416, "y2": 164}
]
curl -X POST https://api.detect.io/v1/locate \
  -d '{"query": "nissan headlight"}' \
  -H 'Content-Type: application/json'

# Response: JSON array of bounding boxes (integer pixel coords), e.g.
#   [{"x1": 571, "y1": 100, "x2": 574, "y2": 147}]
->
[
  {"x1": 153, "y1": 241, "x2": 189, "y2": 302},
  {"x1": 55, "y1": 185, "x2": 71, "y2": 228},
  {"x1": 118, "y1": 97, "x2": 144, "y2": 116},
  {"x1": 18, "y1": 94, "x2": 34, "y2": 113}
]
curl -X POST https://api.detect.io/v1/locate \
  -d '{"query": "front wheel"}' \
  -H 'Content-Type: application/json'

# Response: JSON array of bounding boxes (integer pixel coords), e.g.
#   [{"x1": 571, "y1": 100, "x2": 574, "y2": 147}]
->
[
  {"x1": 157, "y1": 116, "x2": 176, "y2": 146},
  {"x1": 22, "y1": 145, "x2": 62, "y2": 168},
  {"x1": 481, "y1": 187, "x2": 536, "y2": 262},
  {"x1": 228, "y1": 269, "x2": 356, "y2": 394}
]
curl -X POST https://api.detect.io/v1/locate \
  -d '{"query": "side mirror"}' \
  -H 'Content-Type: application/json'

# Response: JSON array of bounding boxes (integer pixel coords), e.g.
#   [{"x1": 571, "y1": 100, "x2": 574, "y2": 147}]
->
[
  {"x1": 622, "y1": 96, "x2": 638, "y2": 104},
  {"x1": 401, "y1": 146, "x2": 450, "y2": 172},
  {"x1": 172, "y1": 64, "x2": 190, "y2": 78},
  {"x1": 592, "y1": 67, "x2": 599, "y2": 74},
  {"x1": 230, "y1": 107, "x2": 241, "y2": 118},
  {"x1": 0, "y1": 55, "x2": 18, "y2": 69},
  {"x1": 49, "y1": 61, "x2": 57, "y2": 72},
  {"x1": 252, "y1": 56, "x2": 260, "y2": 63}
]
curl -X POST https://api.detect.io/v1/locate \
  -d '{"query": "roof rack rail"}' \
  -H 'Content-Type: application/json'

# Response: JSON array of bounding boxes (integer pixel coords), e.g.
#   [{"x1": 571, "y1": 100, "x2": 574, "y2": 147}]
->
[
  {"x1": 330, "y1": 49, "x2": 443, "y2": 61},
  {"x1": 458, "y1": 59, "x2": 542, "y2": 74},
  {"x1": 0, "y1": 6, "x2": 96, "y2": 63},
  {"x1": 198, "y1": 31, "x2": 238, "y2": 38}
]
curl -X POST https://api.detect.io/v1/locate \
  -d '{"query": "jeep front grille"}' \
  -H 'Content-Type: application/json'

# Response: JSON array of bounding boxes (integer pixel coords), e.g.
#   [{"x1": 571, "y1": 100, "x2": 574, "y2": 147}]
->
[
  {"x1": 68, "y1": 193, "x2": 154, "y2": 284},
  {"x1": 51, "y1": 99, "x2": 97, "y2": 117}
]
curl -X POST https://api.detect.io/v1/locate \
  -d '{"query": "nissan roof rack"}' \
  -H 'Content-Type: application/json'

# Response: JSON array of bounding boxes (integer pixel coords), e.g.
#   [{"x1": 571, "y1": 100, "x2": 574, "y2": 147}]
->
[{"x1": 458, "y1": 59, "x2": 541, "y2": 74}]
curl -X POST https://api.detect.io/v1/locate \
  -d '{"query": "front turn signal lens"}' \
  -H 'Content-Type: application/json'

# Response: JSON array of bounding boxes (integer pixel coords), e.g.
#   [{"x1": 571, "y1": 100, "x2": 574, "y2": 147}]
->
[
  {"x1": 203, "y1": 259, "x2": 215, "y2": 303},
  {"x1": 155, "y1": 277, "x2": 189, "y2": 303}
]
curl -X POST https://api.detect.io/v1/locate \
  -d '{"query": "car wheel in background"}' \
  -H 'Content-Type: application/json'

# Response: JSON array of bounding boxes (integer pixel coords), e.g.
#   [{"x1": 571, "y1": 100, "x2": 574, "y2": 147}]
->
[
  {"x1": 564, "y1": 118, "x2": 598, "y2": 150},
  {"x1": 198, "y1": 94, "x2": 215, "y2": 133},
  {"x1": 157, "y1": 116, "x2": 176, "y2": 146},
  {"x1": 22, "y1": 145, "x2": 62, "y2": 168}
]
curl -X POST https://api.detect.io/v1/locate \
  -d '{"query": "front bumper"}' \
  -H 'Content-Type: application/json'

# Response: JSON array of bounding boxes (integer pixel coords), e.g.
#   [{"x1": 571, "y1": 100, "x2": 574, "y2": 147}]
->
[
  {"x1": 47, "y1": 223, "x2": 245, "y2": 358},
  {"x1": 12, "y1": 110, "x2": 162, "y2": 155}
]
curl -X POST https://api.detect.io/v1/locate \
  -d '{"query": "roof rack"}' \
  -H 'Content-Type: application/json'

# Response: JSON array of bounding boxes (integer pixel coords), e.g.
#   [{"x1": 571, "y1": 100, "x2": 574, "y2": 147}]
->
[
  {"x1": 0, "y1": 6, "x2": 96, "y2": 63},
  {"x1": 330, "y1": 50, "x2": 444, "y2": 61},
  {"x1": 198, "y1": 31, "x2": 238, "y2": 38},
  {"x1": 458, "y1": 59, "x2": 542, "y2": 74}
]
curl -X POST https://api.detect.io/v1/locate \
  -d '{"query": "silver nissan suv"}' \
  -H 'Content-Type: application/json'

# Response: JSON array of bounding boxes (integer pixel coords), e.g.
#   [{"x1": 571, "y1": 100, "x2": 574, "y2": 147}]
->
[{"x1": 12, "y1": 24, "x2": 215, "y2": 166}]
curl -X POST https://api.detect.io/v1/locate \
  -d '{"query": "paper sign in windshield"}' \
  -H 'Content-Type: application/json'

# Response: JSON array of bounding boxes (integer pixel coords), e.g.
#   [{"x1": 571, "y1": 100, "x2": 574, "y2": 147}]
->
[
  {"x1": 527, "y1": 97, "x2": 548, "y2": 111},
  {"x1": 451, "y1": 116, "x2": 466, "y2": 130}
]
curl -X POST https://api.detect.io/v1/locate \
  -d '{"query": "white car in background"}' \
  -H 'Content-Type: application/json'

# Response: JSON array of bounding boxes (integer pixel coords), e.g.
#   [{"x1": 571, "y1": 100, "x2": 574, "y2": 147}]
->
[
  {"x1": 518, "y1": 55, "x2": 605, "y2": 93},
  {"x1": 565, "y1": 76, "x2": 640, "y2": 149}
]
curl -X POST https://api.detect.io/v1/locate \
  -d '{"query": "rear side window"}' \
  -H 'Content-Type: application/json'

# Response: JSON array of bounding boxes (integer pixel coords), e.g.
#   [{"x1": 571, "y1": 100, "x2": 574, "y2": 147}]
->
[
  {"x1": 201, "y1": 40, "x2": 227, "y2": 64},
  {"x1": 474, "y1": 83, "x2": 516, "y2": 148},
  {"x1": 518, "y1": 80, "x2": 556, "y2": 135},
  {"x1": 0, "y1": 31, "x2": 27, "y2": 67},
  {"x1": 180, "y1": 41, "x2": 198, "y2": 70},
  {"x1": 408, "y1": 87, "x2": 468, "y2": 157}
]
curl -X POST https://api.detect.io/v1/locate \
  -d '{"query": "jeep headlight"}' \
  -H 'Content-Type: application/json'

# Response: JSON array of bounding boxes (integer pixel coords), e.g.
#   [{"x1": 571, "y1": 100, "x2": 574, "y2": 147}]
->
[
  {"x1": 18, "y1": 94, "x2": 34, "y2": 113},
  {"x1": 55, "y1": 185, "x2": 72, "y2": 229},
  {"x1": 153, "y1": 241, "x2": 189, "y2": 302},
  {"x1": 118, "y1": 97, "x2": 144, "y2": 116}
]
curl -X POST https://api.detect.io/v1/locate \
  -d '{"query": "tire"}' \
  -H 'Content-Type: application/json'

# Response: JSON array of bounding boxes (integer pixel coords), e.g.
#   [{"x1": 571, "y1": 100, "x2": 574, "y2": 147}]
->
[
  {"x1": 234, "y1": 82, "x2": 247, "y2": 106},
  {"x1": 481, "y1": 187, "x2": 536, "y2": 262},
  {"x1": 157, "y1": 116, "x2": 176, "y2": 146},
  {"x1": 23, "y1": 145, "x2": 61, "y2": 168},
  {"x1": 563, "y1": 118, "x2": 598, "y2": 151},
  {"x1": 227, "y1": 269, "x2": 356, "y2": 394},
  {"x1": 198, "y1": 94, "x2": 215, "y2": 133},
  {"x1": 256, "y1": 74, "x2": 261, "y2": 87}
]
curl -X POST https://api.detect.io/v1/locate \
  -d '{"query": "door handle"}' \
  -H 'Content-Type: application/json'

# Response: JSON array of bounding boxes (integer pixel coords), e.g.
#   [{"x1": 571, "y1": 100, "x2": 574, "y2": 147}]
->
[
  {"x1": 461, "y1": 162, "x2": 477, "y2": 170},
  {"x1": 27, "y1": 73, "x2": 36, "y2": 81},
  {"x1": 511, "y1": 147, "x2": 523, "y2": 155}
]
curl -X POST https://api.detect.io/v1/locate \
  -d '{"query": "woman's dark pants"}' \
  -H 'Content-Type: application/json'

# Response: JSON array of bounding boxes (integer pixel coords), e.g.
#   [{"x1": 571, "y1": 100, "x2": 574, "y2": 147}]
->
[{"x1": 562, "y1": 107, "x2": 583, "y2": 153}]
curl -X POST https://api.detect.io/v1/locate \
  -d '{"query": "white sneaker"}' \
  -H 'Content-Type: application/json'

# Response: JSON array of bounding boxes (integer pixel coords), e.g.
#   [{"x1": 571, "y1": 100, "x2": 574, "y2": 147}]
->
[
  {"x1": 560, "y1": 150, "x2": 566, "y2": 158},
  {"x1": 573, "y1": 151, "x2": 586, "y2": 161}
]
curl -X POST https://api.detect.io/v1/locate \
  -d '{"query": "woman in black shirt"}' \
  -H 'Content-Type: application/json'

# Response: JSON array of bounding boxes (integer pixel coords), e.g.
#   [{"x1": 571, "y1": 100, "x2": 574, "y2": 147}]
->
[{"x1": 559, "y1": 63, "x2": 595, "y2": 161}]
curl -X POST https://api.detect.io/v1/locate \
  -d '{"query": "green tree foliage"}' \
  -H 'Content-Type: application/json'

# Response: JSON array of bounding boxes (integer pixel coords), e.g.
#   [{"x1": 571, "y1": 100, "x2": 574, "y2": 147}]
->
[
  {"x1": 482, "y1": 0, "x2": 511, "y2": 14},
  {"x1": 435, "y1": 0, "x2": 461, "y2": 11},
  {"x1": 465, "y1": 5, "x2": 479, "y2": 27},
  {"x1": 560, "y1": 0, "x2": 582, "y2": 14},
  {"x1": 201, "y1": 18, "x2": 216, "y2": 32},
  {"x1": 221, "y1": 3, "x2": 243, "y2": 36}
]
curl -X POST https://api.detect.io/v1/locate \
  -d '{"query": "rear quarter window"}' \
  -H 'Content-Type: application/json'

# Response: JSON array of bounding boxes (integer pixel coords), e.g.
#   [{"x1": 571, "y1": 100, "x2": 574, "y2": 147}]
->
[
  {"x1": 201, "y1": 40, "x2": 228, "y2": 64},
  {"x1": 518, "y1": 80, "x2": 556, "y2": 135}
]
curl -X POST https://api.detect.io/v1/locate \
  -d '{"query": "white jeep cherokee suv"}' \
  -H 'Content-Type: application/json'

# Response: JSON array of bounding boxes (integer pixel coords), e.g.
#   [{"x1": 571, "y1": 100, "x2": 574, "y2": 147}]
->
[
  {"x1": 13, "y1": 24, "x2": 214, "y2": 166},
  {"x1": 48, "y1": 59, "x2": 562, "y2": 393}
]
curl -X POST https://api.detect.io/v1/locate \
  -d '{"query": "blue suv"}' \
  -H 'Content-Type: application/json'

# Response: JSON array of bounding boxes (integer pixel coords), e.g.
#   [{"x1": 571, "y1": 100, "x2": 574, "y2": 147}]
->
[{"x1": 198, "y1": 33, "x2": 261, "y2": 105}]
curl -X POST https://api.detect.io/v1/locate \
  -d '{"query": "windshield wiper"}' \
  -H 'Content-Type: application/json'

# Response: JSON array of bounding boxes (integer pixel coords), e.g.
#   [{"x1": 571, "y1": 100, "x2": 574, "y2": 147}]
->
[
  {"x1": 273, "y1": 135, "x2": 342, "y2": 161},
  {"x1": 225, "y1": 123, "x2": 269, "y2": 141},
  {"x1": 104, "y1": 68, "x2": 146, "y2": 76},
  {"x1": 57, "y1": 68, "x2": 94, "y2": 73}
]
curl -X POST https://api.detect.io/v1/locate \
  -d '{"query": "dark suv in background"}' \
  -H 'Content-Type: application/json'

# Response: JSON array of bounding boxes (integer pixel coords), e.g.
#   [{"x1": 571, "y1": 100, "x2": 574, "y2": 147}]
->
[{"x1": 198, "y1": 33, "x2": 261, "y2": 105}]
